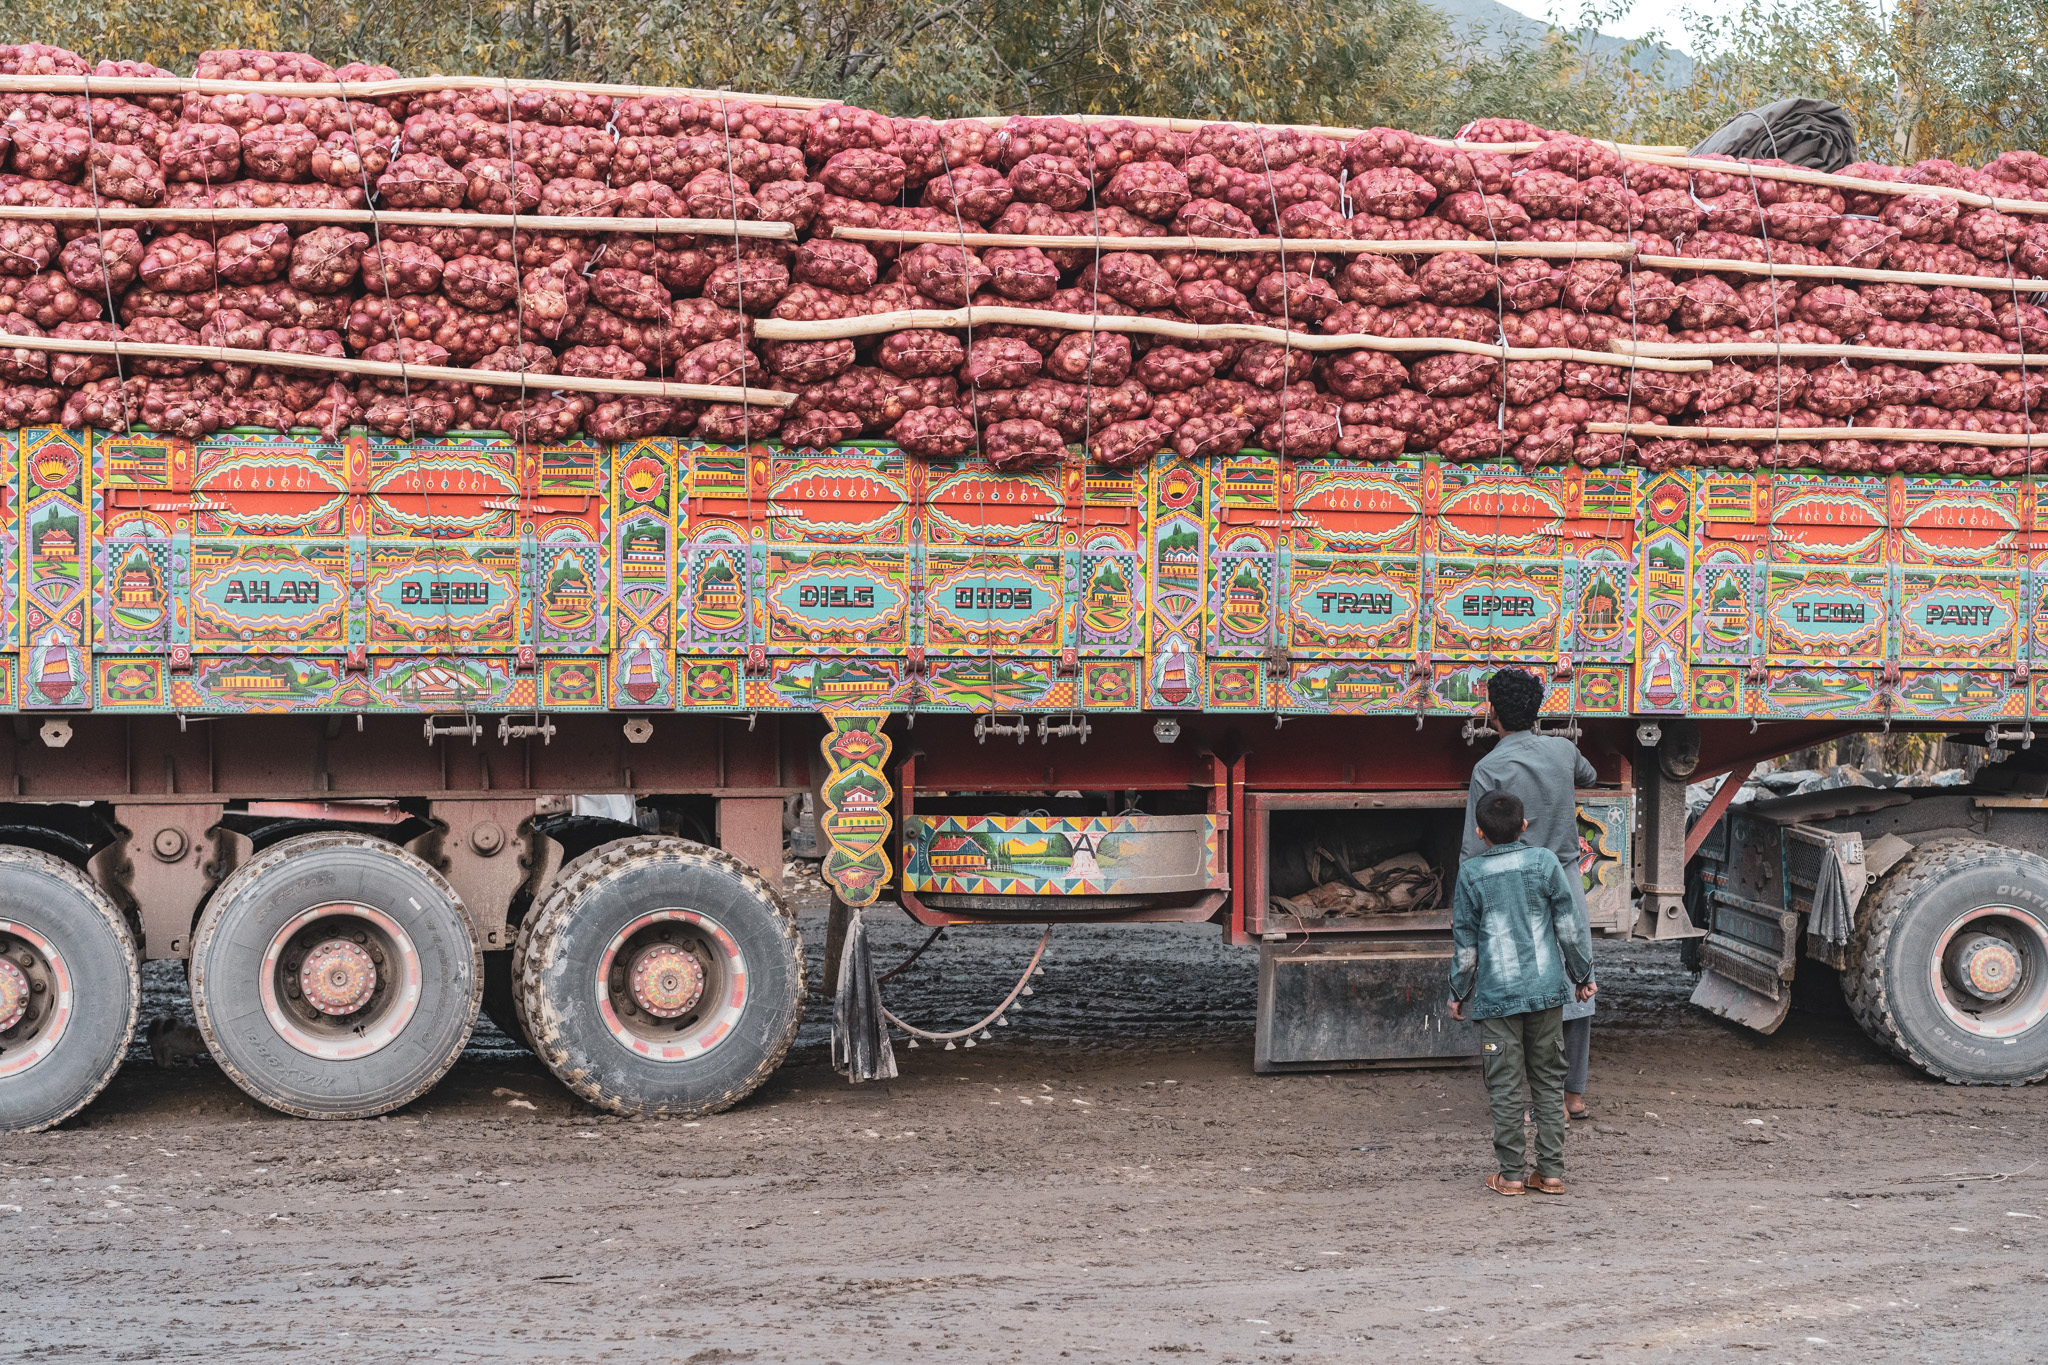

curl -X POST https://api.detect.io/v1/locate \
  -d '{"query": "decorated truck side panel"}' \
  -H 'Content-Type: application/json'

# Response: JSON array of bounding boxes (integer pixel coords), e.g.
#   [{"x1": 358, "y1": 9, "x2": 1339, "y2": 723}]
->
[
  {"x1": 2, "y1": 424, "x2": 2046, "y2": 1136},
  {"x1": 7, "y1": 426, "x2": 2042, "y2": 727}
]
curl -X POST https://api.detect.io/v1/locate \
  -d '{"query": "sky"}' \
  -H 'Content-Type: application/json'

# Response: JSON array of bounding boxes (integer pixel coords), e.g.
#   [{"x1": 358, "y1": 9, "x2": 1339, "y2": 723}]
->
[{"x1": 1500, "y1": 0, "x2": 1703, "y2": 48}]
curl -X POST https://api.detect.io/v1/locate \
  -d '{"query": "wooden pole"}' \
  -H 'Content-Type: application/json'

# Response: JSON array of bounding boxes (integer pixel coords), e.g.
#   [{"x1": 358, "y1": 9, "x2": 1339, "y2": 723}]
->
[
  {"x1": 1608, "y1": 339, "x2": 2048, "y2": 368},
  {"x1": 754, "y1": 306, "x2": 1711, "y2": 370},
  {"x1": 0, "y1": 204, "x2": 794, "y2": 238},
  {"x1": 0, "y1": 73, "x2": 1690, "y2": 154},
  {"x1": 1638, "y1": 254, "x2": 2048, "y2": 294},
  {"x1": 1585, "y1": 421, "x2": 2048, "y2": 447},
  {"x1": 831, "y1": 225, "x2": 1638, "y2": 260},
  {"x1": 0, "y1": 333, "x2": 798, "y2": 406}
]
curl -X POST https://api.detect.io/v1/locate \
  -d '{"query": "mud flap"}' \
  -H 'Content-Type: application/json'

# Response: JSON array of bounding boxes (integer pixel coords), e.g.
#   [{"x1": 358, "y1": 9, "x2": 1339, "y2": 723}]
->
[
  {"x1": 1254, "y1": 938, "x2": 1480, "y2": 1072},
  {"x1": 1690, "y1": 968, "x2": 1792, "y2": 1033}
]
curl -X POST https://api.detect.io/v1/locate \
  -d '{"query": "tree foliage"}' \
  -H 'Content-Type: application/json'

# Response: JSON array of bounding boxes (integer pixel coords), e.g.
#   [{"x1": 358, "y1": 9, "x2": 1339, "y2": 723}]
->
[
  {"x1": 3, "y1": 0, "x2": 1665, "y2": 134},
  {"x1": 8, "y1": 0, "x2": 2043, "y2": 163},
  {"x1": 1638, "y1": 0, "x2": 2048, "y2": 164}
]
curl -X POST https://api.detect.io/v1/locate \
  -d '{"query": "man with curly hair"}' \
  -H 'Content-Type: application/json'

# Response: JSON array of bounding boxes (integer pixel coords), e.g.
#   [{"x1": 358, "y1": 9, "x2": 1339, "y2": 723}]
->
[{"x1": 1458, "y1": 665, "x2": 1600, "y2": 1122}]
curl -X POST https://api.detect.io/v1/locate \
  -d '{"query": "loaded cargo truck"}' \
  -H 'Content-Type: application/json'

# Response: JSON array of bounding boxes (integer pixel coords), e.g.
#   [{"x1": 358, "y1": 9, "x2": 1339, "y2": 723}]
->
[
  {"x1": 5, "y1": 421, "x2": 2045, "y2": 1131},
  {"x1": 1, "y1": 56, "x2": 2047, "y2": 1130}
]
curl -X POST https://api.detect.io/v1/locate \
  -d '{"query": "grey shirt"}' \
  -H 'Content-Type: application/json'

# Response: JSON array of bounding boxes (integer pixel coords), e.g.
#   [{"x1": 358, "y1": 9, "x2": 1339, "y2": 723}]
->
[
  {"x1": 1459, "y1": 730, "x2": 1598, "y2": 871},
  {"x1": 1459, "y1": 730, "x2": 1600, "y2": 1018}
]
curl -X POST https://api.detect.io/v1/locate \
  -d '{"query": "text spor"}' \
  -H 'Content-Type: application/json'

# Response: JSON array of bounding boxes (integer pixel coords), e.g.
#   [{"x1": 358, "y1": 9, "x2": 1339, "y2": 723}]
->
[{"x1": 1460, "y1": 593, "x2": 1538, "y2": 619}]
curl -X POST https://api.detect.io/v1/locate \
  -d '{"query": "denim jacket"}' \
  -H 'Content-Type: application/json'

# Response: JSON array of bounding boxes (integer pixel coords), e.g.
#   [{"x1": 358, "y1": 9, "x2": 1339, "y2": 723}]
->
[{"x1": 1450, "y1": 841, "x2": 1594, "y2": 1021}]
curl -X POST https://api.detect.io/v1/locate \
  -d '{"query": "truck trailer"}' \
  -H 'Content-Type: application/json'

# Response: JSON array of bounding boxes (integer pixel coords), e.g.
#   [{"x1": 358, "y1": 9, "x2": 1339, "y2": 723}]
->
[
  {"x1": 0, "y1": 57, "x2": 2045, "y2": 1129},
  {"x1": 0, "y1": 421, "x2": 2043, "y2": 1132}
]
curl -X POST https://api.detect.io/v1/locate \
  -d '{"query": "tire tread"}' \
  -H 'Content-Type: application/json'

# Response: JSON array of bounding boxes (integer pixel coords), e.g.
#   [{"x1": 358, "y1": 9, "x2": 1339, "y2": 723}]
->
[
  {"x1": 515, "y1": 836, "x2": 805, "y2": 1118},
  {"x1": 189, "y1": 831, "x2": 481, "y2": 1119},
  {"x1": 0, "y1": 846, "x2": 139, "y2": 1133},
  {"x1": 1846, "y1": 837, "x2": 2048, "y2": 1088}
]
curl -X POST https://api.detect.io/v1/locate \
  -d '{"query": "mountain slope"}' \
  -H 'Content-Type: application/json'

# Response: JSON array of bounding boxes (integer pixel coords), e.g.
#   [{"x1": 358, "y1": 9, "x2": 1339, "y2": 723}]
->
[{"x1": 1434, "y1": 0, "x2": 1695, "y2": 80}]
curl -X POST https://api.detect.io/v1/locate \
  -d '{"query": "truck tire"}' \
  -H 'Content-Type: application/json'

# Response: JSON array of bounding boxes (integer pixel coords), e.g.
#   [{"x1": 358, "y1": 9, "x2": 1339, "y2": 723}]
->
[
  {"x1": 0, "y1": 848, "x2": 139, "y2": 1133},
  {"x1": 506, "y1": 890, "x2": 543, "y2": 1049},
  {"x1": 1846, "y1": 838, "x2": 2048, "y2": 1086},
  {"x1": 190, "y1": 831, "x2": 481, "y2": 1119},
  {"x1": 516, "y1": 836, "x2": 804, "y2": 1118}
]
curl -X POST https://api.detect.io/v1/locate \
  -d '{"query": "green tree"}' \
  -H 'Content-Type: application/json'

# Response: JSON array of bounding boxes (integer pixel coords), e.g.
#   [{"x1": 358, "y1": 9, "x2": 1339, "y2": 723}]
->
[
  {"x1": 1638, "y1": 0, "x2": 2048, "y2": 164},
  {"x1": 6, "y1": 0, "x2": 1650, "y2": 136}
]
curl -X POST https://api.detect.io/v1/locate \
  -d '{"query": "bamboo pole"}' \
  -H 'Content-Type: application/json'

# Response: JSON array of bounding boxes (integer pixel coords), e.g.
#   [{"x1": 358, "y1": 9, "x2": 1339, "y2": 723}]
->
[
  {"x1": 1621, "y1": 150, "x2": 2048, "y2": 218},
  {"x1": 830, "y1": 225, "x2": 1637, "y2": 259},
  {"x1": 753, "y1": 306, "x2": 1710, "y2": 370},
  {"x1": 0, "y1": 204, "x2": 794, "y2": 238},
  {"x1": 1610, "y1": 339, "x2": 2048, "y2": 367},
  {"x1": 0, "y1": 72, "x2": 832, "y2": 110},
  {"x1": 0, "y1": 73, "x2": 1692, "y2": 153},
  {"x1": 0, "y1": 333, "x2": 798, "y2": 406},
  {"x1": 1586, "y1": 421, "x2": 2048, "y2": 447},
  {"x1": 1638, "y1": 254, "x2": 2048, "y2": 294}
]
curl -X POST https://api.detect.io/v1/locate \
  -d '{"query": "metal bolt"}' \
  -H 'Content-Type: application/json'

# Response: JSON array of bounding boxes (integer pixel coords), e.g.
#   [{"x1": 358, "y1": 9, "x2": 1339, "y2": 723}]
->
[
  {"x1": 469, "y1": 822, "x2": 505, "y2": 856},
  {"x1": 152, "y1": 828, "x2": 188, "y2": 862}
]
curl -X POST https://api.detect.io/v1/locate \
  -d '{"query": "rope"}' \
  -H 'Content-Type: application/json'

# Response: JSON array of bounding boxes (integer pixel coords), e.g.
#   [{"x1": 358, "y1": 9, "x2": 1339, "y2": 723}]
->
[
  {"x1": 340, "y1": 73, "x2": 415, "y2": 429},
  {"x1": 881, "y1": 926, "x2": 1050, "y2": 1043},
  {"x1": 1471, "y1": 183, "x2": 1511, "y2": 674},
  {"x1": 875, "y1": 925, "x2": 945, "y2": 983},
  {"x1": 718, "y1": 99, "x2": 749, "y2": 442},
  {"x1": 75, "y1": 72, "x2": 134, "y2": 433},
  {"x1": 2004, "y1": 237, "x2": 2036, "y2": 744},
  {"x1": 1253, "y1": 128, "x2": 1296, "y2": 677},
  {"x1": 506, "y1": 76, "x2": 529, "y2": 429}
]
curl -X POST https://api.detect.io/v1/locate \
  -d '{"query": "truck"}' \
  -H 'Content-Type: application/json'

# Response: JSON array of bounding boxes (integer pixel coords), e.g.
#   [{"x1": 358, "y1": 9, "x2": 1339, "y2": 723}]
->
[{"x1": 2, "y1": 420, "x2": 2044, "y2": 1134}]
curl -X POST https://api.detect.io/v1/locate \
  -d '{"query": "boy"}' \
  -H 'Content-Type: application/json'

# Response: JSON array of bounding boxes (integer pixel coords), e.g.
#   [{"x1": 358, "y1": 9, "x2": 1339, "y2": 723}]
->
[
  {"x1": 1460, "y1": 664, "x2": 1601, "y2": 1119},
  {"x1": 1449, "y1": 789, "x2": 1597, "y2": 1196}
]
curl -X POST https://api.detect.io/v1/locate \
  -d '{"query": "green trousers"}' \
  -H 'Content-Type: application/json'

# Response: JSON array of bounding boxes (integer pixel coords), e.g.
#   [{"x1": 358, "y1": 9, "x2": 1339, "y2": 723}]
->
[{"x1": 1479, "y1": 1006, "x2": 1567, "y2": 1180}]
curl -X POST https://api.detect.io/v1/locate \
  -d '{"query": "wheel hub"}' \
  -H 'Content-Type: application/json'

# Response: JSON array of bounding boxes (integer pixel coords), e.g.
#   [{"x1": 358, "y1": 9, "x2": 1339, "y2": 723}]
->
[
  {"x1": 0, "y1": 957, "x2": 27, "y2": 1032},
  {"x1": 299, "y1": 939, "x2": 377, "y2": 1016},
  {"x1": 1954, "y1": 935, "x2": 2022, "y2": 1001},
  {"x1": 627, "y1": 943, "x2": 705, "y2": 1018}
]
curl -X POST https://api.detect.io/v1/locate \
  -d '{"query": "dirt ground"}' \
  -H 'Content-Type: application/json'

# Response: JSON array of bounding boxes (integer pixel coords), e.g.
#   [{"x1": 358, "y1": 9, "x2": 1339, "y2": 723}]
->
[{"x1": 10, "y1": 887, "x2": 2048, "y2": 1364}]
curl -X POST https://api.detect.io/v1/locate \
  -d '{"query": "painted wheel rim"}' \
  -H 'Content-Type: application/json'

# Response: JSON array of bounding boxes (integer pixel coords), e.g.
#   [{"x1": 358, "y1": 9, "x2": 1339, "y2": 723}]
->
[
  {"x1": 1928, "y1": 904, "x2": 2048, "y2": 1041},
  {"x1": 258, "y1": 903, "x2": 423, "y2": 1061},
  {"x1": 0, "y1": 920, "x2": 71, "y2": 1080},
  {"x1": 594, "y1": 910, "x2": 746, "y2": 1063}
]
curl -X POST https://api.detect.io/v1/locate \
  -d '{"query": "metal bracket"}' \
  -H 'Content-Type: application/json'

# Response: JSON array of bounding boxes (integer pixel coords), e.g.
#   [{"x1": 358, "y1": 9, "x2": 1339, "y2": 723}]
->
[
  {"x1": 424, "y1": 714, "x2": 483, "y2": 745},
  {"x1": 1461, "y1": 716, "x2": 1499, "y2": 745},
  {"x1": 975, "y1": 714, "x2": 1029, "y2": 745},
  {"x1": 1036, "y1": 715, "x2": 1091, "y2": 745},
  {"x1": 498, "y1": 714, "x2": 555, "y2": 745},
  {"x1": 1987, "y1": 723, "x2": 2036, "y2": 752}
]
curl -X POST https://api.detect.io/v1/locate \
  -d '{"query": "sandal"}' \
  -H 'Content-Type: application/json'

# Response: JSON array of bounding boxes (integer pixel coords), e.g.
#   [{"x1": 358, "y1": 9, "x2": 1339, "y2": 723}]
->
[
  {"x1": 1566, "y1": 1104, "x2": 1590, "y2": 1121},
  {"x1": 1527, "y1": 1175, "x2": 1566, "y2": 1195},
  {"x1": 1486, "y1": 1172, "x2": 1526, "y2": 1197}
]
